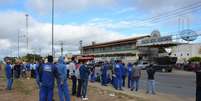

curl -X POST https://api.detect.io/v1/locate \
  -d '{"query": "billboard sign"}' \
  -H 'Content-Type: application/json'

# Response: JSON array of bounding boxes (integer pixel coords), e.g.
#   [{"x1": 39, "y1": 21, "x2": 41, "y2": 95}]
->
[{"x1": 137, "y1": 36, "x2": 172, "y2": 46}]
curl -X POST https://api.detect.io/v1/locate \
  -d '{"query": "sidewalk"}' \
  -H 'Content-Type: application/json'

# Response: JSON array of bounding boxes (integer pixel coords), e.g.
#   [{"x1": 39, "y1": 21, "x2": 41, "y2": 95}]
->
[{"x1": 89, "y1": 82, "x2": 194, "y2": 101}]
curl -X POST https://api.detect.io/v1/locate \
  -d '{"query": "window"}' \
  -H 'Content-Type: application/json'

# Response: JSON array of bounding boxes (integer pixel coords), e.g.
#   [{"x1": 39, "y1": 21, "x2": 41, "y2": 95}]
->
[
  {"x1": 181, "y1": 54, "x2": 183, "y2": 56},
  {"x1": 187, "y1": 53, "x2": 189, "y2": 56}
]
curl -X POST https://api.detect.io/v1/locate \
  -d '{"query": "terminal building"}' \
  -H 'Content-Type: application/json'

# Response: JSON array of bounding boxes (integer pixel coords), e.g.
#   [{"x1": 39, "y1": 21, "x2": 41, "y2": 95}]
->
[
  {"x1": 81, "y1": 36, "x2": 149, "y2": 63},
  {"x1": 81, "y1": 30, "x2": 200, "y2": 63}
]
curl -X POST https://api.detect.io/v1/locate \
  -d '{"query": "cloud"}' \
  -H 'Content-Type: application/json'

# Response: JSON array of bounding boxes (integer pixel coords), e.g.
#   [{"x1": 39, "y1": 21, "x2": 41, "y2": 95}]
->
[
  {"x1": 84, "y1": 18, "x2": 153, "y2": 30},
  {"x1": 26, "y1": 0, "x2": 116, "y2": 14},
  {"x1": 0, "y1": 39, "x2": 11, "y2": 49},
  {"x1": 134, "y1": 0, "x2": 201, "y2": 15},
  {"x1": 0, "y1": 11, "x2": 127, "y2": 57}
]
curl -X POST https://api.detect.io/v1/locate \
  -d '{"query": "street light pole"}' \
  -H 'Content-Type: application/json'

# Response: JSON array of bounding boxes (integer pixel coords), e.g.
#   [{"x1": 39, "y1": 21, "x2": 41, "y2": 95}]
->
[
  {"x1": 25, "y1": 14, "x2": 29, "y2": 54},
  {"x1": 18, "y1": 30, "x2": 20, "y2": 58},
  {"x1": 79, "y1": 40, "x2": 83, "y2": 55},
  {"x1": 52, "y1": 0, "x2": 55, "y2": 57}
]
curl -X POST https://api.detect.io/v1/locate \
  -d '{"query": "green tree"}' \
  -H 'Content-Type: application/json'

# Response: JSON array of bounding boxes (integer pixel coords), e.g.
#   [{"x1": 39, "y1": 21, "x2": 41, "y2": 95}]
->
[
  {"x1": 188, "y1": 57, "x2": 201, "y2": 62},
  {"x1": 22, "y1": 54, "x2": 42, "y2": 62}
]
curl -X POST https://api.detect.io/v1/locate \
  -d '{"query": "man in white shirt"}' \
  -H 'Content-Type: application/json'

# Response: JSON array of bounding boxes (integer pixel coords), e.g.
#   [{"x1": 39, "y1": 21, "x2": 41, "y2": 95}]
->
[{"x1": 68, "y1": 57, "x2": 77, "y2": 96}]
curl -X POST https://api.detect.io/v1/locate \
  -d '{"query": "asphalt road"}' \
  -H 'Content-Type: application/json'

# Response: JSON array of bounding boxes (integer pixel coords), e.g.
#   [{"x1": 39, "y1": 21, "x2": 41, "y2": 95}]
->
[{"x1": 140, "y1": 70, "x2": 196, "y2": 100}]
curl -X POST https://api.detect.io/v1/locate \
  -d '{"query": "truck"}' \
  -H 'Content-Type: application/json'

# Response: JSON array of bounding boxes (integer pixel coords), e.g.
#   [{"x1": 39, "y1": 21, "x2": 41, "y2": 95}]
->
[{"x1": 153, "y1": 56, "x2": 177, "y2": 72}]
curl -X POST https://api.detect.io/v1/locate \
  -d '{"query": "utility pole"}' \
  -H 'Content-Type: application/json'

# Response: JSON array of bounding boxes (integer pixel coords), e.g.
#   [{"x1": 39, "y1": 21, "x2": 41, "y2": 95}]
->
[
  {"x1": 55, "y1": 41, "x2": 64, "y2": 56},
  {"x1": 25, "y1": 14, "x2": 29, "y2": 54},
  {"x1": 17, "y1": 30, "x2": 20, "y2": 58},
  {"x1": 61, "y1": 41, "x2": 64, "y2": 56},
  {"x1": 79, "y1": 40, "x2": 83, "y2": 55},
  {"x1": 52, "y1": 0, "x2": 55, "y2": 57}
]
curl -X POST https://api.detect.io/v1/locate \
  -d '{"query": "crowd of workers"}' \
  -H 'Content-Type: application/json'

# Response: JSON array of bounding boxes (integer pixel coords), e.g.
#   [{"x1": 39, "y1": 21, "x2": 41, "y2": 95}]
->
[
  {"x1": 4, "y1": 56, "x2": 91, "y2": 101},
  {"x1": 92, "y1": 60, "x2": 156, "y2": 94},
  {"x1": 2, "y1": 56, "x2": 201, "y2": 101}
]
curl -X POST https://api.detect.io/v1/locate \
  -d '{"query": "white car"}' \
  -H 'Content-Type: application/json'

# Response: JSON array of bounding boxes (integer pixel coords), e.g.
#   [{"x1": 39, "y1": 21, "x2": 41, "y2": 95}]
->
[{"x1": 137, "y1": 62, "x2": 149, "y2": 70}]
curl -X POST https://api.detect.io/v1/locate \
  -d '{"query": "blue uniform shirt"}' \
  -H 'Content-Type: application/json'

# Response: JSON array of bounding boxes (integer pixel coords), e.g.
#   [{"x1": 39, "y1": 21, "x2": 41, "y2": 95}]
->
[
  {"x1": 5, "y1": 64, "x2": 12, "y2": 79},
  {"x1": 114, "y1": 63, "x2": 122, "y2": 78},
  {"x1": 41, "y1": 63, "x2": 57, "y2": 88}
]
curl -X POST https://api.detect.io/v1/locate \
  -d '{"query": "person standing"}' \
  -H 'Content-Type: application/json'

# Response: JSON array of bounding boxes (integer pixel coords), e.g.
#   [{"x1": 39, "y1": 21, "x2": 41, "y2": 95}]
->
[
  {"x1": 131, "y1": 63, "x2": 141, "y2": 92},
  {"x1": 26, "y1": 62, "x2": 31, "y2": 79},
  {"x1": 80, "y1": 61, "x2": 90, "y2": 100},
  {"x1": 56, "y1": 56, "x2": 70, "y2": 101},
  {"x1": 146, "y1": 64, "x2": 156, "y2": 95},
  {"x1": 39, "y1": 56, "x2": 57, "y2": 101},
  {"x1": 21, "y1": 62, "x2": 27, "y2": 78},
  {"x1": 121, "y1": 63, "x2": 127, "y2": 87},
  {"x1": 5, "y1": 59, "x2": 13, "y2": 90},
  {"x1": 101, "y1": 62, "x2": 109, "y2": 86},
  {"x1": 13, "y1": 61, "x2": 21, "y2": 79},
  {"x1": 114, "y1": 60, "x2": 123, "y2": 90},
  {"x1": 75, "y1": 61, "x2": 82, "y2": 97},
  {"x1": 127, "y1": 63, "x2": 133, "y2": 88},
  {"x1": 68, "y1": 57, "x2": 77, "y2": 96},
  {"x1": 35, "y1": 60, "x2": 43, "y2": 88},
  {"x1": 196, "y1": 62, "x2": 201, "y2": 101}
]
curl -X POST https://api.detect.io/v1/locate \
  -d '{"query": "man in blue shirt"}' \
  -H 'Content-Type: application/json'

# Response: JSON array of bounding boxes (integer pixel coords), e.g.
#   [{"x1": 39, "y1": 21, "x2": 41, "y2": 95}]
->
[
  {"x1": 127, "y1": 63, "x2": 133, "y2": 88},
  {"x1": 114, "y1": 60, "x2": 123, "y2": 90},
  {"x1": 56, "y1": 56, "x2": 70, "y2": 101},
  {"x1": 39, "y1": 56, "x2": 57, "y2": 101},
  {"x1": 101, "y1": 62, "x2": 109, "y2": 86},
  {"x1": 5, "y1": 59, "x2": 13, "y2": 90}
]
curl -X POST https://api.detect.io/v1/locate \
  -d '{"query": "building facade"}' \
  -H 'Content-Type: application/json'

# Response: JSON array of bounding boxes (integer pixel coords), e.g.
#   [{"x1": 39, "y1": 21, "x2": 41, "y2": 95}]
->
[
  {"x1": 82, "y1": 36, "x2": 149, "y2": 63},
  {"x1": 170, "y1": 43, "x2": 201, "y2": 63}
]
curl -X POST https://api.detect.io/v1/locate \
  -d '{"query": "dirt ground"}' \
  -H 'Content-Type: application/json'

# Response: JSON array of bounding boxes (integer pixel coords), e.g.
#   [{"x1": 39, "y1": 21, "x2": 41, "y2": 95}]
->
[
  {"x1": 0, "y1": 76, "x2": 141, "y2": 101},
  {"x1": 0, "y1": 65, "x2": 194, "y2": 101}
]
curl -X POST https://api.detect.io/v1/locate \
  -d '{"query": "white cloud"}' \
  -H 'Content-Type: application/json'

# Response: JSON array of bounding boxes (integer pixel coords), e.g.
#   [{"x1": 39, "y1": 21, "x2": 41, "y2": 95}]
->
[
  {"x1": 84, "y1": 18, "x2": 153, "y2": 30},
  {"x1": 0, "y1": 39, "x2": 11, "y2": 49},
  {"x1": 134, "y1": 0, "x2": 201, "y2": 15},
  {"x1": 26, "y1": 0, "x2": 116, "y2": 14},
  {"x1": 0, "y1": 11, "x2": 127, "y2": 57}
]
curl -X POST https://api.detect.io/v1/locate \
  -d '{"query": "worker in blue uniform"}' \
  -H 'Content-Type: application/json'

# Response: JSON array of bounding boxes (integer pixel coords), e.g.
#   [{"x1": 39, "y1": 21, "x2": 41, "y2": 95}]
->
[
  {"x1": 56, "y1": 56, "x2": 70, "y2": 101},
  {"x1": 39, "y1": 56, "x2": 57, "y2": 101},
  {"x1": 101, "y1": 62, "x2": 109, "y2": 86},
  {"x1": 5, "y1": 59, "x2": 13, "y2": 90},
  {"x1": 127, "y1": 63, "x2": 133, "y2": 88},
  {"x1": 121, "y1": 63, "x2": 127, "y2": 87},
  {"x1": 114, "y1": 60, "x2": 123, "y2": 90}
]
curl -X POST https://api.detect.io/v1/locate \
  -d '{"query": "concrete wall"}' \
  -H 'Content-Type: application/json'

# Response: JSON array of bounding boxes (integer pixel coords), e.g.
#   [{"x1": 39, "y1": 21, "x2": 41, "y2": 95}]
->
[{"x1": 171, "y1": 43, "x2": 201, "y2": 63}]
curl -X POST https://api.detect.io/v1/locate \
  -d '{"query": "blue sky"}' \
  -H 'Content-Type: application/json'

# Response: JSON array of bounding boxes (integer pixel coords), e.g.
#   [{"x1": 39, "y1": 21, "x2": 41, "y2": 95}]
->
[{"x1": 0, "y1": 0, "x2": 201, "y2": 57}]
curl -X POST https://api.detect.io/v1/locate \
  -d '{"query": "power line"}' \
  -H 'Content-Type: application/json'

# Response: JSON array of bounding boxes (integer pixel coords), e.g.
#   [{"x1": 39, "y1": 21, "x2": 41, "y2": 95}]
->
[
  {"x1": 143, "y1": 1, "x2": 201, "y2": 22},
  {"x1": 128, "y1": 1, "x2": 201, "y2": 26}
]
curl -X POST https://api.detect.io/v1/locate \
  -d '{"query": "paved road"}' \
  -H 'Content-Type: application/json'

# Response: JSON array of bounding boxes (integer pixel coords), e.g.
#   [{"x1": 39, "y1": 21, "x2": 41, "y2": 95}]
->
[{"x1": 140, "y1": 70, "x2": 196, "y2": 100}]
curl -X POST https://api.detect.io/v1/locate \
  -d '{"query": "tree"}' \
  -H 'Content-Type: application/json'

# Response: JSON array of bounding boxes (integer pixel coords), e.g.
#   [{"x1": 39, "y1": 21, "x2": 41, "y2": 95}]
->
[
  {"x1": 21, "y1": 54, "x2": 42, "y2": 62},
  {"x1": 188, "y1": 57, "x2": 201, "y2": 62}
]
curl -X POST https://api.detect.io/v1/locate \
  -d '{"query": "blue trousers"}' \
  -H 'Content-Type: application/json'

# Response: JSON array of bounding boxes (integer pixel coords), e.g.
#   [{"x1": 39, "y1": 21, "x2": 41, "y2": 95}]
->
[
  {"x1": 39, "y1": 86, "x2": 54, "y2": 101},
  {"x1": 131, "y1": 79, "x2": 140, "y2": 91},
  {"x1": 81, "y1": 79, "x2": 88, "y2": 98},
  {"x1": 6, "y1": 78, "x2": 13, "y2": 90},
  {"x1": 57, "y1": 81, "x2": 70, "y2": 101},
  {"x1": 128, "y1": 76, "x2": 132, "y2": 88},
  {"x1": 101, "y1": 75, "x2": 107, "y2": 85},
  {"x1": 116, "y1": 77, "x2": 122, "y2": 90},
  {"x1": 147, "y1": 80, "x2": 156, "y2": 94},
  {"x1": 112, "y1": 76, "x2": 117, "y2": 89}
]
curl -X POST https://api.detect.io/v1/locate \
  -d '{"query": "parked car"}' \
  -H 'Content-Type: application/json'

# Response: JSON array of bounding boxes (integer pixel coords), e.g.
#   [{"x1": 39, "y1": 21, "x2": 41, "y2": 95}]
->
[
  {"x1": 137, "y1": 61, "x2": 149, "y2": 70},
  {"x1": 153, "y1": 56, "x2": 177, "y2": 72}
]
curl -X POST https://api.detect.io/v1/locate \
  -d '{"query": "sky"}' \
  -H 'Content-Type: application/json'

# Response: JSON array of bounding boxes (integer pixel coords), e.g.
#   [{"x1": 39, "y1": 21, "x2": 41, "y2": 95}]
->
[{"x1": 0, "y1": 0, "x2": 201, "y2": 58}]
